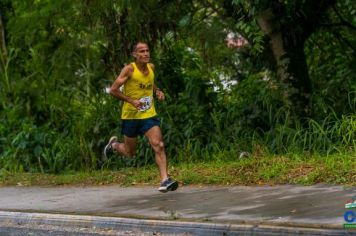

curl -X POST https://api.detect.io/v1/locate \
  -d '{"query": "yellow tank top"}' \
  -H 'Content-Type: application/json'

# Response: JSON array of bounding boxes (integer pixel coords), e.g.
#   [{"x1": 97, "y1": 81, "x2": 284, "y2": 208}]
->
[{"x1": 121, "y1": 62, "x2": 157, "y2": 119}]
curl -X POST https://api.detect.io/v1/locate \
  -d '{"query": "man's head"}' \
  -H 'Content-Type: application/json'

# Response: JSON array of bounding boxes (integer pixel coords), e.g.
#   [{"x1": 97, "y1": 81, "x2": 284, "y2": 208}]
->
[{"x1": 132, "y1": 42, "x2": 150, "y2": 64}]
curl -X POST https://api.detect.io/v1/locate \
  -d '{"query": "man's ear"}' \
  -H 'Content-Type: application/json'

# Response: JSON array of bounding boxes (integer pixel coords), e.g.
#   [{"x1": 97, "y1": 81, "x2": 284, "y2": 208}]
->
[{"x1": 131, "y1": 51, "x2": 136, "y2": 58}]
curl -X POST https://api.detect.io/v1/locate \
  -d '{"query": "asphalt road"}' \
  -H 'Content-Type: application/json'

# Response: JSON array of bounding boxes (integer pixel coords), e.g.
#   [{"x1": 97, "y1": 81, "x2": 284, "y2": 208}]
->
[{"x1": 0, "y1": 184, "x2": 355, "y2": 235}]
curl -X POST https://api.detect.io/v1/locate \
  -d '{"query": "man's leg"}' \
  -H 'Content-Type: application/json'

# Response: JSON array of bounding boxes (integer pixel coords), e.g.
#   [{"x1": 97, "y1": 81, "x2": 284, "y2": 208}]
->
[
  {"x1": 145, "y1": 126, "x2": 178, "y2": 192},
  {"x1": 112, "y1": 136, "x2": 137, "y2": 157},
  {"x1": 103, "y1": 136, "x2": 137, "y2": 161},
  {"x1": 144, "y1": 126, "x2": 168, "y2": 181}
]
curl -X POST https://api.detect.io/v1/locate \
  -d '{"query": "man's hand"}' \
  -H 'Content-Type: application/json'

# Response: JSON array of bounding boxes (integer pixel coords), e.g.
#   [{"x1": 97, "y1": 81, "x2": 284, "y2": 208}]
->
[
  {"x1": 156, "y1": 90, "x2": 165, "y2": 101},
  {"x1": 131, "y1": 99, "x2": 144, "y2": 110}
]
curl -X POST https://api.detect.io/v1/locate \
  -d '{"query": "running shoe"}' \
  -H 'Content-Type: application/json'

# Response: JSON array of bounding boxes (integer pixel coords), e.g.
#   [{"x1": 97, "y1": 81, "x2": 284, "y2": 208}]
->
[
  {"x1": 102, "y1": 136, "x2": 118, "y2": 162},
  {"x1": 158, "y1": 177, "x2": 179, "y2": 193}
]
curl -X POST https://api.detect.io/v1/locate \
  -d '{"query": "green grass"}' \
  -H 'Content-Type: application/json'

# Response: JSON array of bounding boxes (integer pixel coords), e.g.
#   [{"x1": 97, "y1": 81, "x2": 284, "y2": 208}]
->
[{"x1": 0, "y1": 153, "x2": 354, "y2": 187}]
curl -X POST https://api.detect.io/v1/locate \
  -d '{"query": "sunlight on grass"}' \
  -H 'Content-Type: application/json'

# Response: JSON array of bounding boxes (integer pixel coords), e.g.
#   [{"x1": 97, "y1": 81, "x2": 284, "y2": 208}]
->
[{"x1": 0, "y1": 153, "x2": 354, "y2": 187}]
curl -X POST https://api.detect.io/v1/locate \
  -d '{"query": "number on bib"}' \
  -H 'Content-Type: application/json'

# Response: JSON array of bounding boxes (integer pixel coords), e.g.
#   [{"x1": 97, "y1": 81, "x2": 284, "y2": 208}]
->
[{"x1": 138, "y1": 96, "x2": 153, "y2": 112}]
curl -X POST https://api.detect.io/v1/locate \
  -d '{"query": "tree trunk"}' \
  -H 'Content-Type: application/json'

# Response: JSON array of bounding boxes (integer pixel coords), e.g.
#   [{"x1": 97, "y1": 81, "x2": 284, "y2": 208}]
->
[
  {"x1": 257, "y1": 9, "x2": 312, "y2": 119},
  {"x1": 101, "y1": 7, "x2": 130, "y2": 74},
  {"x1": 277, "y1": 39, "x2": 312, "y2": 118},
  {"x1": 0, "y1": 11, "x2": 7, "y2": 68}
]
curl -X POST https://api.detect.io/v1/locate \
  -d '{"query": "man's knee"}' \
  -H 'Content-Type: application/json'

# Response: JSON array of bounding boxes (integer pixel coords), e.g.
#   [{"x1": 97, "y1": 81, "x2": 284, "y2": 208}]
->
[{"x1": 151, "y1": 139, "x2": 164, "y2": 152}]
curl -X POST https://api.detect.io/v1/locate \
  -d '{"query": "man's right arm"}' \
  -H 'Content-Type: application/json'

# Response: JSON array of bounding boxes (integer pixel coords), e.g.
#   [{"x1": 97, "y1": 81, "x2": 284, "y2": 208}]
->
[{"x1": 109, "y1": 65, "x2": 142, "y2": 109}]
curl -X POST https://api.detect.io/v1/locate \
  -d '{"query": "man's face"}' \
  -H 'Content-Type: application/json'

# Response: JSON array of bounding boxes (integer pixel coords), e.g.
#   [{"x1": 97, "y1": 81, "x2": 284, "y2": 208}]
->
[{"x1": 133, "y1": 43, "x2": 150, "y2": 63}]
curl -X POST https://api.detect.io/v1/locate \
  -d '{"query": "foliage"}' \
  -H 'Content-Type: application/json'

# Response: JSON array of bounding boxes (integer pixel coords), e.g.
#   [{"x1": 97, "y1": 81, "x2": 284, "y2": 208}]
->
[
  {"x1": 1, "y1": 153, "x2": 355, "y2": 186},
  {"x1": 0, "y1": 0, "x2": 355, "y2": 175}
]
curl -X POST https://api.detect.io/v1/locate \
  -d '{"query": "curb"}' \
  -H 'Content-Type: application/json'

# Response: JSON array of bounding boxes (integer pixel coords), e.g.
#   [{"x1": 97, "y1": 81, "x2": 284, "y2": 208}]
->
[{"x1": 0, "y1": 211, "x2": 355, "y2": 236}]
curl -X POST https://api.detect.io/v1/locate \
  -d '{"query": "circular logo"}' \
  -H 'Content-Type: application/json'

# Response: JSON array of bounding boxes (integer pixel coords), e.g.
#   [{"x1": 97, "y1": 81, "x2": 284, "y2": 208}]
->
[{"x1": 344, "y1": 211, "x2": 356, "y2": 223}]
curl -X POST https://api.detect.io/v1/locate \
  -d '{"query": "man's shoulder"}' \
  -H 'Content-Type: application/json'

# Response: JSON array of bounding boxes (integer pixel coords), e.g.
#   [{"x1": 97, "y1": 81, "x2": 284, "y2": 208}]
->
[
  {"x1": 122, "y1": 63, "x2": 134, "y2": 74},
  {"x1": 125, "y1": 63, "x2": 134, "y2": 70},
  {"x1": 149, "y1": 63, "x2": 155, "y2": 70}
]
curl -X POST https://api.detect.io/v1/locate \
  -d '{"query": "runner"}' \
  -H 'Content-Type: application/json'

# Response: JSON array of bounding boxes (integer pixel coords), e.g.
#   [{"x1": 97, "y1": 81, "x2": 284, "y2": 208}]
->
[{"x1": 103, "y1": 42, "x2": 178, "y2": 193}]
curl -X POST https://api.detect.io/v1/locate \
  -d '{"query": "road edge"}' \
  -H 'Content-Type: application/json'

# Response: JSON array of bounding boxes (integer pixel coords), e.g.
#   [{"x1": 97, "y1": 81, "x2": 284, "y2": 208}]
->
[{"x1": 0, "y1": 211, "x2": 354, "y2": 236}]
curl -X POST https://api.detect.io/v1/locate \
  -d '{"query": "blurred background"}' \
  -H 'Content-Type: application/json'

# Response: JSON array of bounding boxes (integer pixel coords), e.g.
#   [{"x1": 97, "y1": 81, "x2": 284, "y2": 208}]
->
[{"x1": 0, "y1": 0, "x2": 355, "y2": 174}]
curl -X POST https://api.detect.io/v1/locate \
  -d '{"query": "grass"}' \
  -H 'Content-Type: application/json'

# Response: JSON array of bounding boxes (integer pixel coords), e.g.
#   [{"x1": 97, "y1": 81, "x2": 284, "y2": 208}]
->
[{"x1": 0, "y1": 153, "x2": 355, "y2": 187}]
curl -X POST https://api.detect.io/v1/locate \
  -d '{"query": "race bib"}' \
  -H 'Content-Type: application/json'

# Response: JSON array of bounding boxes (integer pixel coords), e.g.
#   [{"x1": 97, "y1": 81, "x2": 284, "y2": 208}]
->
[{"x1": 138, "y1": 96, "x2": 153, "y2": 112}]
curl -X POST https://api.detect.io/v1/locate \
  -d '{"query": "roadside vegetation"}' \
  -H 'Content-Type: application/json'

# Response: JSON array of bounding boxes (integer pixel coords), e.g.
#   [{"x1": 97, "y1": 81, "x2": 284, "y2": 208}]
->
[
  {"x1": 0, "y1": 153, "x2": 355, "y2": 186},
  {"x1": 0, "y1": 1, "x2": 355, "y2": 186}
]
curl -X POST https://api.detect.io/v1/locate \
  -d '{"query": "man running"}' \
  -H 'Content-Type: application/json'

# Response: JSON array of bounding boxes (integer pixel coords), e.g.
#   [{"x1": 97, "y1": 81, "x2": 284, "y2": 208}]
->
[{"x1": 103, "y1": 42, "x2": 178, "y2": 193}]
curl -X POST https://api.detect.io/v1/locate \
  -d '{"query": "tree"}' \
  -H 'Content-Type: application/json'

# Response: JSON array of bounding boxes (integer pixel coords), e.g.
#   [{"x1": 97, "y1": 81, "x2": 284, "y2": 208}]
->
[
  {"x1": 0, "y1": 0, "x2": 11, "y2": 71},
  {"x1": 219, "y1": 0, "x2": 355, "y2": 119},
  {"x1": 0, "y1": 12, "x2": 7, "y2": 63}
]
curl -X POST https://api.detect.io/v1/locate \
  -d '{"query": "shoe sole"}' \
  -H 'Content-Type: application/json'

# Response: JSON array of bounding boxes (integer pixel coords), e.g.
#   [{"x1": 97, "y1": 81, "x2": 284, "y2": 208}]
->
[
  {"x1": 102, "y1": 144, "x2": 110, "y2": 162},
  {"x1": 158, "y1": 181, "x2": 179, "y2": 193}
]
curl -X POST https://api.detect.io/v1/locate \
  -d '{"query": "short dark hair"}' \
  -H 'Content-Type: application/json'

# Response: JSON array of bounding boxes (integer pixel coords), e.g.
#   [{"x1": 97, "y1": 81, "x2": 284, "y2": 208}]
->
[{"x1": 132, "y1": 42, "x2": 148, "y2": 52}]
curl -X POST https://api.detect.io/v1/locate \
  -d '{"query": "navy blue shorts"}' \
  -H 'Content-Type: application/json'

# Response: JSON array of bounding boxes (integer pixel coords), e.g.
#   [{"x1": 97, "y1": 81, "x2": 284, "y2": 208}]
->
[{"x1": 122, "y1": 117, "x2": 160, "y2": 138}]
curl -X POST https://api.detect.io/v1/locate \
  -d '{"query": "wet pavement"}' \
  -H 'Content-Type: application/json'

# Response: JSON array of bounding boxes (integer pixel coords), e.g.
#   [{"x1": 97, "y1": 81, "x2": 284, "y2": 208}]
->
[{"x1": 0, "y1": 184, "x2": 355, "y2": 235}]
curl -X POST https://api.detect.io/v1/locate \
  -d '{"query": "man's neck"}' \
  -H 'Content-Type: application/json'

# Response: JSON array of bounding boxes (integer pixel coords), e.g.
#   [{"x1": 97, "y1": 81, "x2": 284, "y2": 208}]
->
[{"x1": 135, "y1": 61, "x2": 147, "y2": 70}]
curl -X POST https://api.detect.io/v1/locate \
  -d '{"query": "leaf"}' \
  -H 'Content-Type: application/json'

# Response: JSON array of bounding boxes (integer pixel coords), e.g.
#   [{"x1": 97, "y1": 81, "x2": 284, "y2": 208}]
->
[
  {"x1": 34, "y1": 145, "x2": 43, "y2": 157},
  {"x1": 178, "y1": 15, "x2": 191, "y2": 27}
]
